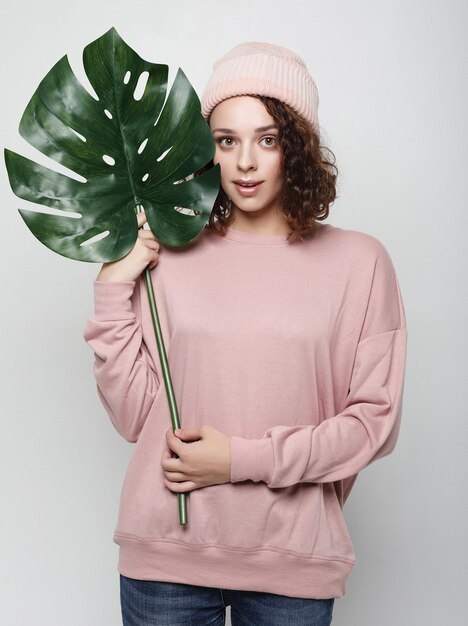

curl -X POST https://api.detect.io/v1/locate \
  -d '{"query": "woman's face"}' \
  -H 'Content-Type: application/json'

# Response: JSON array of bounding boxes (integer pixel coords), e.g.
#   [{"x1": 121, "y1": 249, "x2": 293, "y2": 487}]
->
[{"x1": 209, "y1": 96, "x2": 284, "y2": 220}]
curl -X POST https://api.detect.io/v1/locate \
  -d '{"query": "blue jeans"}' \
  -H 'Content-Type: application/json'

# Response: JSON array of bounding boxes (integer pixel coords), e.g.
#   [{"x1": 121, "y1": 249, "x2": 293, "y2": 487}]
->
[{"x1": 120, "y1": 575, "x2": 335, "y2": 625}]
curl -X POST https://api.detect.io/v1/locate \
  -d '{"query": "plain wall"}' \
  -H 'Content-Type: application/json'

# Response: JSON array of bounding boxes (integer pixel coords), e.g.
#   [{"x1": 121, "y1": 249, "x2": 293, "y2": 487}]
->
[{"x1": 1, "y1": 1, "x2": 467, "y2": 624}]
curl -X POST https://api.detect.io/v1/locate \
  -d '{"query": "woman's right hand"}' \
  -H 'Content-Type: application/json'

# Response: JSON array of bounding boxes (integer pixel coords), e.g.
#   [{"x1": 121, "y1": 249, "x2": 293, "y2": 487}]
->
[{"x1": 95, "y1": 211, "x2": 161, "y2": 282}]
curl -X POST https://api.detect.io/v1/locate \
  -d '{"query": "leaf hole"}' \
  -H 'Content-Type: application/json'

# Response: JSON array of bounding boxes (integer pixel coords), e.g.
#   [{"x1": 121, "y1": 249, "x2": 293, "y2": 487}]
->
[
  {"x1": 69, "y1": 127, "x2": 86, "y2": 142},
  {"x1": 80, "y1": 230, "x2": 110, "y2": 247},
  {"x1": 104, "y1": 109, "x2": 113, "y2": 119},
  {"x1": 133, "y1": 71, "x2": 149, "y2": 101},
  {"x1": 138, "y1": 138, "x2": 149, "y2": 154},
  {"x1": 123, "y1": 70, "x2": 131, "y2": 84},
  {"x1": 175, "y1": 207, "x2": 197, "y2": 216},
  {"x1": 142, "y1": 173, "x2": 149, "y2": 182},
  {"x1": 102, "y1": 155, "x2": 115, "y2": 166},
  {"x1": 157, "y1": 146, "x2": 173, "y2": 162}
]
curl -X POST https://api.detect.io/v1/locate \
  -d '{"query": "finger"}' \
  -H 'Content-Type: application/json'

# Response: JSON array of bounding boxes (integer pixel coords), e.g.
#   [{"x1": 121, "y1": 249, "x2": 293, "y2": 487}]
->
[
  {"x1": 138, "y1": 228, "x2": 157, "y2": 239},
  {"x1": 160, "y1": 447, "x2": 173, "y2": 466},
  {"x1": 166, "y1": 428, "x2": 183, "y2": 454},
  {"x1": 163, "y1": 478, "x2": 197, "y2": 493},
  {"x1": 148, "y1": 251, "x2": 160, "y2": 270},
  {"x1": 161, "y1": 447, "x2": 173, "y2": 460},
  {"x1": 136, "y1": 211, "x2": 147, "y2": 228},
  {"x1": 139, "y1": 230, "x2": 160, "y2": 248},
  {"x1": 144, "y1": 240, "x2": 160, "y2": 252},
  {"x1": 161, "y1": 448, "x2": 182, "y2": 472},
  {"x1": 163, "y1": 471, "x2": 187, "y2": 482},
  {"x1": 174, "y1": 427, "x2": 202, "y2": 441}
]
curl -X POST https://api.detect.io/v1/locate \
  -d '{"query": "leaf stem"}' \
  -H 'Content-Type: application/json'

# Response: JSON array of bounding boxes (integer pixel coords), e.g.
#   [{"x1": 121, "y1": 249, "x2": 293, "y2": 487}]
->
[{"x1": 137, "y1": 206, "x2": 187, "y2": 525}]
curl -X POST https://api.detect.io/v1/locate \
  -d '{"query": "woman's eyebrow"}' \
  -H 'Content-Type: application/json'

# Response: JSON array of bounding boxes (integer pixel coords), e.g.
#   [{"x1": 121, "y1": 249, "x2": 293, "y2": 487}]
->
[{"x1": 212, "y1": 125, "x2": 278, "y2": 133}]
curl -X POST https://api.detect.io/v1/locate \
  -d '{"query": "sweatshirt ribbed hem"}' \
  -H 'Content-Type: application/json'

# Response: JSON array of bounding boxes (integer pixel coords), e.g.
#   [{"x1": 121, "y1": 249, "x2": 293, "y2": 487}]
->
[
  {"x1": 230, "y1": 436, "x2": 274, "y2": 483},
  {"x1": 114, "y1": 533, "x2": 354, "y2": 599}
]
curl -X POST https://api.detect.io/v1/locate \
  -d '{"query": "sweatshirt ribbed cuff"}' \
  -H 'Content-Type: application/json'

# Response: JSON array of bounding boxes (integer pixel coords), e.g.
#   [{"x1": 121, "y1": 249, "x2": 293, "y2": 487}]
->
[
  {"x1": 230, "y1": 436, "x2": 274, "y2": 484},
  {"x1": 93, "y1": 280, "x2": 136, "y2": 320}
]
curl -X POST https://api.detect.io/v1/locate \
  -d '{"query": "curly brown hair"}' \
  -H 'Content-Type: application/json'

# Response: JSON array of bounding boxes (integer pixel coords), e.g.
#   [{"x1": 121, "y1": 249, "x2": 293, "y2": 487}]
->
[{"x1": 198, "y1": 95, "x2": 338, "y2": 243}]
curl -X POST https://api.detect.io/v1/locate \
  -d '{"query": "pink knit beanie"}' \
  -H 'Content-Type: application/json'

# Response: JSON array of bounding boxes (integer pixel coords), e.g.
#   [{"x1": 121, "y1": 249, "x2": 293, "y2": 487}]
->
[{"x1": 201, "y1": 42, "x2": 320, "y2": 134}]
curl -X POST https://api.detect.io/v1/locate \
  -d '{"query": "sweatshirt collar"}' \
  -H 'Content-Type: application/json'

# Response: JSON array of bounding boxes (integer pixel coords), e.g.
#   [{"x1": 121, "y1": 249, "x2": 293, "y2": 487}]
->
[{"x1": 223, "y1": 226, "x2": 291, "y2": 245}]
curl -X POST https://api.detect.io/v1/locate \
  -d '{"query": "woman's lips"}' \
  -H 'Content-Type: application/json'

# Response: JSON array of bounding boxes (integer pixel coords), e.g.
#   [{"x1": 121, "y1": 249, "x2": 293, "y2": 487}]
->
[{"x1": 234, "y1": 182, "x2": 264, "y2": 197}]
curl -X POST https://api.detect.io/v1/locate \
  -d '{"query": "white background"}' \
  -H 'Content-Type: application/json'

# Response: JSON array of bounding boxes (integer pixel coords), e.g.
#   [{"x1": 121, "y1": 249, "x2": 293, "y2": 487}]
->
[{"x1": 1, "y1": 1, "x2": 467, "y2": 624}]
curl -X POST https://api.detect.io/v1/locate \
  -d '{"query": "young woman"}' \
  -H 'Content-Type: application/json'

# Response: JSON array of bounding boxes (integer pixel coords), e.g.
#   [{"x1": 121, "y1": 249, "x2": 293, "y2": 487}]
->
[{"x1": 83, "y1": 42, "x2": 408, "y2": 626}]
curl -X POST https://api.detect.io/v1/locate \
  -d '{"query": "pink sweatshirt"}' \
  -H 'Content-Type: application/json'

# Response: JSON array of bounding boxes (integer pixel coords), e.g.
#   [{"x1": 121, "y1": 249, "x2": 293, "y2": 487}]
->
[{"x1": 82, "y1": 221, "x2": 407, "y2": 599}]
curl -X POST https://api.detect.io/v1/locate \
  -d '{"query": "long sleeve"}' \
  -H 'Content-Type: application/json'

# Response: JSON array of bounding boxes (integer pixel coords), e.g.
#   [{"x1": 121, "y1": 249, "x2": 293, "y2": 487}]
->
[
  {"x1": 230, "y1": 243, "x2": 408, "y2": 488},
  {"x1": 82, "y1": 279, "x2": 160, "y2": 443}
]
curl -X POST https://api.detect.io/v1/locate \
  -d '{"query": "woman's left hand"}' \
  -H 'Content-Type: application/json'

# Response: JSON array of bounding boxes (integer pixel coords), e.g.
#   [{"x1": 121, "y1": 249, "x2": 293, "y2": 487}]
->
[{"x1": 161, "y1": 426, "x2": 232, "y2": 493}]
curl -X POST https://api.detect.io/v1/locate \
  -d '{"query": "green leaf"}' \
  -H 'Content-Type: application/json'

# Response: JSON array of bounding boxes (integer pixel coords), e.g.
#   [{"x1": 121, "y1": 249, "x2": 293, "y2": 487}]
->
[{"x1": 4, "y1": 27, "x2": 220, "y2": 261}]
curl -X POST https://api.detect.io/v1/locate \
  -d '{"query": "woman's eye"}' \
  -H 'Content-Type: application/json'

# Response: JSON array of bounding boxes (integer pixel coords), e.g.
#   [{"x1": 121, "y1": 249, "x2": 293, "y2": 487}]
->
[
  {"x1": 218, "y1": 137, "x2": 235, "y2": 147},
  {"x1": 216, "y1": 136, "x2": 277, "y2": 148}
]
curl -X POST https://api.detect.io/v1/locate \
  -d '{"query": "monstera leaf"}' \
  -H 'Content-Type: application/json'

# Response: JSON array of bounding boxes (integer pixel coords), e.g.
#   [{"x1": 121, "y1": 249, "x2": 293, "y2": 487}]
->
[
  {"x1": 4, "y1": 28, "x2": 220, "y2": 526},
  {"x1": 4, "y1": 27, "x2": 220, "y2": 260}
]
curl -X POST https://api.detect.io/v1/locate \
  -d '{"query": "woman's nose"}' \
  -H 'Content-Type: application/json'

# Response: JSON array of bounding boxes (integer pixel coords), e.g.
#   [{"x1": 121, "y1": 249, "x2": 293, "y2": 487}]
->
[{"x1": 237, "y1": 144, "x2": 257, "y2": 171}]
